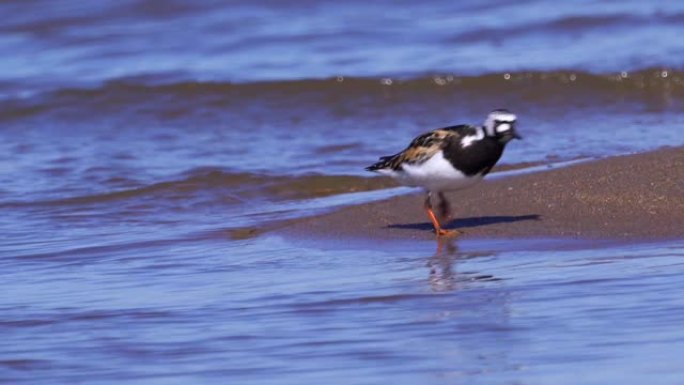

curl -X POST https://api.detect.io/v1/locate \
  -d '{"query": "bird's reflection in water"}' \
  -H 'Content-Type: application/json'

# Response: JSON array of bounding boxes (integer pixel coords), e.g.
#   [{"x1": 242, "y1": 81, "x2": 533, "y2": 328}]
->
[{"x1": 427, "y1": 237, "x2": 499, "y2": 292}]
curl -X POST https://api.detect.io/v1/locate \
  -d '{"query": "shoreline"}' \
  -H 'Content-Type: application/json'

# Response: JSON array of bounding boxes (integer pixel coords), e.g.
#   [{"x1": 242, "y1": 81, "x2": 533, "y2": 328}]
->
[{"x1": 275, "y1": 146, "x2": 684, "y2": 242}]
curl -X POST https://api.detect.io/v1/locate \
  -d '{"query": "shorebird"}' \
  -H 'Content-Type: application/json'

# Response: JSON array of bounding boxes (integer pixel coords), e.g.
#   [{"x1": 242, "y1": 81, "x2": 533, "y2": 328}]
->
[{"x1": 366, "y1": 109, "x2": 522, "y2": 236}]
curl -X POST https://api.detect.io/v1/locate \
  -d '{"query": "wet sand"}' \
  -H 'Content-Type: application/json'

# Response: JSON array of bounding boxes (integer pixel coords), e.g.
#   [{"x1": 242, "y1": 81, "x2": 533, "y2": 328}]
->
[{"x1": 280, "y1": 146, "x2": 684, "y2": 241}]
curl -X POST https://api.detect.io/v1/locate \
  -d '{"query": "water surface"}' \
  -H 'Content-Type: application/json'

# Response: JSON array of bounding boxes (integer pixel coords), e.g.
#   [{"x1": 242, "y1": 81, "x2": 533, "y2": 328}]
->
[{"x1": 1, "y1": 1, "x2": 683, "y2": 384}]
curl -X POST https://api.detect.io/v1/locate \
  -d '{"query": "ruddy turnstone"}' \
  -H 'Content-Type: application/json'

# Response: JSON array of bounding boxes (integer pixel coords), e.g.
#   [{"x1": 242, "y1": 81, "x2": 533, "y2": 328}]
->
[{"x1": 366, "y1": 109, "x2": 521, "y2": 236}]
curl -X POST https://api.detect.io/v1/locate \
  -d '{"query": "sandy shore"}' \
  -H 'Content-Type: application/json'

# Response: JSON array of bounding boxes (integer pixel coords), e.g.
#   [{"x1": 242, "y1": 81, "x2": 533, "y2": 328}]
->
[{"x1": 278, "y1": 146, "x2": 684, "y2": 241}]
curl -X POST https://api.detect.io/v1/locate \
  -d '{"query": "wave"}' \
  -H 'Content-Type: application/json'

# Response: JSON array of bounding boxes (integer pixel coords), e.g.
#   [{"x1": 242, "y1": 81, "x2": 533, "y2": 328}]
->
[
  {"x1": 3, "y1": 169, "x2": 399, "y2": 208},
  {"x1": 1, "y1": 161, "x2": 557, "y2": 210},
  {"x1": 42, "y1": 67, "x2": 684, "y2": 94},
  {"x1": 2, "y1": 67, "x2": 682, "y2": 120},
  {"x1": 452, "y1": 13, "x2": 684, "y2": 43}
]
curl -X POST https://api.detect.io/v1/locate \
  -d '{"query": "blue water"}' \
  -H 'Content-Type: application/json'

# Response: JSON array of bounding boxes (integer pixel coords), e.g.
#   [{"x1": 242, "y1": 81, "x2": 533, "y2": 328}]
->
[
  {"x1": 4, "y1": 237, "x2": 684, "y2": 384},
  {"x1": 1, "y1": 1, "x2": 684, "y2": 384},
  {"x1": 1, "y1": 0, "x2": 684, "y2": 88}
]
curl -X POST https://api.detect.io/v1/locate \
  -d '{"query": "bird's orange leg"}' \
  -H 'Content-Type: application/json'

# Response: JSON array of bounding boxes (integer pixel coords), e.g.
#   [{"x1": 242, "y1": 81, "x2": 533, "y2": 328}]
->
[
  {"x1": 437, "y1": 192, "x2": 453, "y2": 221},
  {"x1": 424, "y1": 194, "x2": 460, "y2": 237}
]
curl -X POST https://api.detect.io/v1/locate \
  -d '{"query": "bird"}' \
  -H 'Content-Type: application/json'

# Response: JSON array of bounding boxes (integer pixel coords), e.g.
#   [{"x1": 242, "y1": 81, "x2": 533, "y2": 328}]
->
[{"x1": 365, "y1": 109, "x2": 522, "y2": 236}]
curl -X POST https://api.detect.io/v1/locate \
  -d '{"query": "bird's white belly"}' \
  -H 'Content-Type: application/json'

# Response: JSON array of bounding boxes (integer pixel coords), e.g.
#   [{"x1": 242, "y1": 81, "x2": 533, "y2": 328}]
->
[{"x1": 399, "y1": 151, "x2": 482, "y2": 192}]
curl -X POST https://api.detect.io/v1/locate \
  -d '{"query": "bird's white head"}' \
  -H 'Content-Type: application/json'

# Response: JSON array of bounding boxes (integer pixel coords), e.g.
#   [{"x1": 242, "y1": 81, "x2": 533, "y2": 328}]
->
[{"x1": 483, "y1": 109, "x2": 521, "y2": 142}]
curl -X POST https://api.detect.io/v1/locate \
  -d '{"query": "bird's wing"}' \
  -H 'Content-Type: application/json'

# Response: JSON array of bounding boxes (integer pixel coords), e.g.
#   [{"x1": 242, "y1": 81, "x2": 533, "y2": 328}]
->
[{"x1": 366, "y1": 125, "x2": 475, "y2": 171}]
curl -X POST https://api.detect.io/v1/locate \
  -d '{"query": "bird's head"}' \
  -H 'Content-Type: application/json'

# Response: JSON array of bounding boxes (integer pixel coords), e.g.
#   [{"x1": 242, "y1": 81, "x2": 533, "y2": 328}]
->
[{"x1": 484, "y1": 109, "x2": 521, "y2": 143}]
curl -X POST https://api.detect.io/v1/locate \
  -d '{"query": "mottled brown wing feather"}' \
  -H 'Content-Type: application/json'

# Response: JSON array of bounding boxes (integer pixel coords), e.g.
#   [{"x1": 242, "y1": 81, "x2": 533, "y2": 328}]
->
[{"x1": 366, "y1": 126, "x2": 471, "y2": 172}]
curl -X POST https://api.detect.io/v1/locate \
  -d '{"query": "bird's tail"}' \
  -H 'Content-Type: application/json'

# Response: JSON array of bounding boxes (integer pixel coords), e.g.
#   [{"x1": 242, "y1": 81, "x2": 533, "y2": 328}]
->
[{"x1": 365, "y1": 155, "x2": 397, "y2": 172}]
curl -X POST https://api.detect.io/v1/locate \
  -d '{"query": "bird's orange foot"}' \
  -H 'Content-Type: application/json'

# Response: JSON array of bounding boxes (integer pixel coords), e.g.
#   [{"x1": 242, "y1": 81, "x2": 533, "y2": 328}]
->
[{"x1": 436, "y1": 228, "x2": 462, "y2": 237}]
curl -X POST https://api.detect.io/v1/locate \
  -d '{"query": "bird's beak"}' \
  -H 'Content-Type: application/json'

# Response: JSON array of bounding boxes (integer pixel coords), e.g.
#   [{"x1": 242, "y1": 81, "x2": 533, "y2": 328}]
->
[{"x1": 513, "y1": 131, "x2": 522, "y2": 140}]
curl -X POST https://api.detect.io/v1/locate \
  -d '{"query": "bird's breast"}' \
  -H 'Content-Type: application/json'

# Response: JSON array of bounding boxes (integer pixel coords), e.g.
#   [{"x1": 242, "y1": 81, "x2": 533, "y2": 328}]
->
[{"x1": 399, "y1": 151, "x2": 483, "y2": 191}]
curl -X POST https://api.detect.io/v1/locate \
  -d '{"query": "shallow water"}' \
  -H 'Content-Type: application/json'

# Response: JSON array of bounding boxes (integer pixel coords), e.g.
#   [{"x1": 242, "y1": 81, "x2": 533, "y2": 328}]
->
[
  {"x1": 4, "y1": 237, "x2": 684, "y2": 384},
  {"x1": 1, "y1": 1, "x2": 684, "y2": 384}
]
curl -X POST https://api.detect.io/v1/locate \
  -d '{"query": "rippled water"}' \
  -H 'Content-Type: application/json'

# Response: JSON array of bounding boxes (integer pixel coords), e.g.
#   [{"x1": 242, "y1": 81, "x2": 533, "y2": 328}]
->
[
  {"x1": 2, "y1": 0, "x2": 684, "y2": 85},
  {"x1": 1, "y1": 1, "x2": 684, "y2": 384},
  {"x1": 5, "y1": 237, "x2": 684, "y2": 384}
]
